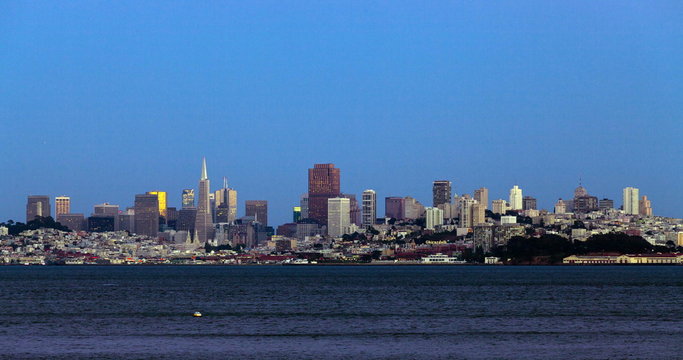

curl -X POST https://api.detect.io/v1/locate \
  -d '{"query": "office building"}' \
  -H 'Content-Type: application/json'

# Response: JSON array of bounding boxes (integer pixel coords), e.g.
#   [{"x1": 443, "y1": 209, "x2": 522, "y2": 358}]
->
[
  {"x1": 182, "y1": 189, "x2": 195, "y2": 208},
  {"x1": 639, "y1": 196, "x2": 653, "y2": 217},
  {"x1": 599, "y1": 198, "x2": 614, "y2": 210},
  {"x1": 93, "y1": 203, "x2": 120, "y2": 230},
  {"x1": 134, "y1": 194, "x2": 159, "y2": 237},
  {"x1": 215, "y1": 177, "x2": 238, "y2": 222},
  {"x1": 176, "y1": 208, "x2": 197, "y2": 232},
  {"x1": 472, "y1": 202, "x2": 486, "y2": 226},
  {"x1": 522, "y1": 196, "x2": 537, "y2": 211},
  {"x1": 404, "y1": 196, "x2": 425, "y2": 220},
  {"x1": 147, "y1": 191, "x2": 167, "y2": 218},
  {"x1": 26, "y1": 195, "x2": 51, "y2": 222},
  {"x1": 433, "y1": 180, "x2": 452, "y2": 207},
  {"x1": 327, "y1": 197, "x2": 350, "y2": 238},
  {"x1": 458, "y1": 195, "x2": 476, "y2": 228},
  {"x1": 509, "y1": 185, "x2": 523, "y2": 210},
  {"x1": 492, "y1": 199, "x2": 507, "y2": 215},
  {"x1": 245, "y1": 200, "x2": 268, "y2": 226},
  {"x1": 88, "y1": 216, "x2": 116, "y2": 232},
  {"x1": 473, "y1": 187, "x2": 488, "y2": 210},
  {"x1": 361, "y1": 190, "x2": 377, "y2": 227},
  {"x1": 194, "y1": 157, "x2": 213, "y2": 242},
  {"x1": 342, "y1": 193, "x2": 361, "y2": 225},
  {"x1": 300, "y1": 194, "x2": 309, "y2": 219},
  {"x1": 308, "y1": 164, "x2": 341, "y2": 225},
  {"x1": 55, "y1": 196, "x2": 71, "y2": 218},
  {"x1": 292, "y1": 207, "x2": 302, "y2": 222},
  {"x1": 385, "y1": 197, "x2": 405, "y2": 220},
  {"x1": 425, "y1": 207, "x2": 443, "y2": 230},
  {"x1": 58, "y1": 213, "x2": 86, "y2": 232},
  {"x1": 623, "y1": 187, "x2": 640, "y2": 215}
]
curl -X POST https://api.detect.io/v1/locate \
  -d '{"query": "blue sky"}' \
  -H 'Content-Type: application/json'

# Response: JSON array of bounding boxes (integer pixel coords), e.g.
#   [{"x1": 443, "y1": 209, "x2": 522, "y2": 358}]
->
[{"x1": 1, "y1": 1, "x2": 682, "y2": 225}]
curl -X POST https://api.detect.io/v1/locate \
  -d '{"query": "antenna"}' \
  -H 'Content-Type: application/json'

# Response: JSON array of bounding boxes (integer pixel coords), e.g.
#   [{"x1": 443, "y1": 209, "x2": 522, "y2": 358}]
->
[{"x1": 223, "y1": 176, "x2": 228, "y2": 189}]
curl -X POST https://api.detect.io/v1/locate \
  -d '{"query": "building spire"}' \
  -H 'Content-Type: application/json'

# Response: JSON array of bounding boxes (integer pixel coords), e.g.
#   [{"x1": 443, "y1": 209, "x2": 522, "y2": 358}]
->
[{"x1": 201, "y1": 157, "x2": 208, "y2": 180}]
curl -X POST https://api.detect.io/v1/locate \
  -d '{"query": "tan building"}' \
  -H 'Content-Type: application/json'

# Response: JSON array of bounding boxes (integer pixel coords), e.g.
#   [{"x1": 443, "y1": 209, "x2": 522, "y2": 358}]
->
[
  {"x1": 474, "y1": 187, "x2": 489, "y2": 210},
  {"x1": 55, "y1": 196, "x2": 71, "y2": 218},
  {"x1": 639, "y1": 195, "x2": 653, "y2": 217},
  {"x1": 492, "y1": 199, "x2": 507, "y2": 215}
]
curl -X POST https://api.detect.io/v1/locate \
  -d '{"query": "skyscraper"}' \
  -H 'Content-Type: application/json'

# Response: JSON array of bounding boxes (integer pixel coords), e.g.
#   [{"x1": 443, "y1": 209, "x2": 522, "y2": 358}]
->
[
  {"x1": 308, "y1": 164, "x2": 340, "y2": 225},
  {"x1": 623, "y1": 187, "x2": 639, "y2": 215},
  {"x1": 472, "y1": 202, "x2": 486, "y2": 226},
  {"x1": 458, "y1": 195, "x2": 475, "y2": 227},
  {"x1": 522, "y1": 196, "x2": 537, "y2": 211},
  {"x1": 385, "y1": 197, "x2": 405, "y2": 220},
  {"x1": 509, "y1": 185, "x2": 523, "y2": 210},
  {"x1": 473, "y1": 188, "x2": 488, "y2": 210},
  {"x1": 403, "y1": 196, "x2": 425, "y2": 220},
  {"x1": 361, "y1": 189, "x2": 376, "y2": 227},
  {"x1": 341, "y1": 193, "x2": 361, "y2": 226},
  {"x1": 300, "y1": 194, "x2": 309, "y2": 219},
  {"x1": 327, "y1": 197, "x2": 350, "y2": 238},
  {"x1": 182, "y1": 189, "x2": 195, "y2": 208},
  {"x1": 94, "y1": 203, "x2": 120, "y2": 230},
  {"x1": 292, "y1": 206, "x2": 302, "y2": 222},
  {"x1": 639, "y1": 195, "x2": 653, "y2": 217},
  {"x1": 433, "y1": 180, "x2": 452, "y2": 207},
  {"x1": 147, "y1": 191, "x2": 167, "y2": 218},
  {"x1": 134, "y1": 194, "x2": 158, "y2": 237},
  {"x1": 55, "y1": 196, "x2": 70, "y2": 219},
  {"x1": 26, "y1": 195, "x2": 51, "y2": 222},
  {"x1": 599, "y1": 198, "x2": 614, "y2": 210},
  {"x1": 492, "y1": 199, "x2": 507, "y2": 214},
  {"x1": 194, "y1": 157, "x2": 213, "y2": 243},
  {"x1": 215, "y1": 177, "x2": 238, "y2": 223},
  {"x1": 245, "y1": 200, "x2": 268, "y2": 226}
]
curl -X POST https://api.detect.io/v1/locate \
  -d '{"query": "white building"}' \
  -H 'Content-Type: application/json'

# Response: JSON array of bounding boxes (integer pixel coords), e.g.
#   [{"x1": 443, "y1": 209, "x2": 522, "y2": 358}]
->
[
  {"x1": 623, "y1": 187, "x2": 640, "y2": 215},
  {"x1": 361, "y1": 190, "x2": 376, "y2": 227},
  {"x1": 425, "y1": 207, "x2": 444, "y2": 230},
  {"x1": 509, "y1": 185, "x2": 523, "y2": 210},
  {"x1": 501, "y1": 215, "x2": 517, "y2": 224},
  {"x1": 554, "y1": 199, "x2": 567, "y2": 214},
  {"x1": 327, "y1": 197, "x2": 350, "y2": 238},
  {"x1": 492, "y1": 199, "x2": 508, "y2": 214}
]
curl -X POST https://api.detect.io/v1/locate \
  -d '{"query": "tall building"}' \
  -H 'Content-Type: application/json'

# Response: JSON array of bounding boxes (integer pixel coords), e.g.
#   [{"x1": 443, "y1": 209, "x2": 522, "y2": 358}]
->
[
  {"x1": 194, "y1": 157, "x2": 213, "y2": 243},
  {"x1": 292, "y1": 207, "x2": 302, "y2": 222},
  {"x1": 147, "y1": 191, "x2": 167, "y2": 218},
  {"x1": 341, "y1": 194, "x2": 361, "y2": 226},
  {"x1": 572, "y1": 185, "x2": 598, "y2": 213},
  {"x1": 308, "y1": 164, "x2": 341, "y2": 225},
  {"x1": 215, "y1": 178, "x2": 238, "y2": 223},
  {"x1": 182, "y1": 189, "x2": 195, "y2": 208},
  {"x1": 327, "y1": 197, "x2": 350, "y2": 238},
  {"x1": 385, "y1": 197, "x2": 405, "y2": 220},
  {"x1": 639, "y1": 196, "x2": 653, "y2": 217},
  {"x1": 433, "y1": 180, "x2": 452, "y2": 207},
  {"x1": 26, "y1": 195, "x2": 51, "y2": 222},
  {"x1": 599, "y1": 198, "x2": 614, "y2": 210},
  {"x1": 134, "y1": 194, "x2": 159, "y2": 237},
  {"x1": 522, "y1": 196, "x2": 537, "y2": 211},
  {"x1": 361, "y1": 190, "x2": 377, "y2": 227},
  {"x1": 492, "y1": 199, "x2": 507, "y2": 215},
  {"x1": 472, "y1": 202, "x2": 486, "y2": 226},
  {"x1": 58, "y1": 213, "x2": 85, "y2": 232},
  {"x1": 458, "y1": 195, "x2": 476, "y2": 228},
  {"x1": 94, "y1": 203, "x2": 120, "y2": 230},
  {"x1": 176, "y1": 208, "x2": 197, "y2": 232},
  {"x1": 300, "y1": 194, "x2": 309, "y2": 219},
  {"x1": 245, "y1": 200, "x2": 268, "y2": 226},
  {"x1": 425, "y1": 207, "x2": 443, "y2": 230},
  {"x1": 55, "y1": 196, "x2": 71, "y2": 218},
  {"x1": 473, "y1": 188, "x2": 488, "y2": 210},
  {"x1": 509, "y1": 185, "x2": 523, "y2": 210},
  {"x1": 623, "y1": 187, "x2": 640, "y2": 215},
  {"x1": 404, "y1": 196, "x2": 425, "y2": 220}
]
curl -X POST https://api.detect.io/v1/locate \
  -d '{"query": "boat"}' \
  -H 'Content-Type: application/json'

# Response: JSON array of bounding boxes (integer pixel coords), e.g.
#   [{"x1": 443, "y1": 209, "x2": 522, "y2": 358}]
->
[{"x1": 193, "y1": 312, "x2": 202, "y2": 317}]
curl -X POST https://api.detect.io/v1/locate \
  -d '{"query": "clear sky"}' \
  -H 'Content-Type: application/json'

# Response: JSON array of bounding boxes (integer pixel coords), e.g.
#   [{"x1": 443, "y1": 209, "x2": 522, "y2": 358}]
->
[{"x1": 1, "y1": 1, "x2": 682, "y2": 225}]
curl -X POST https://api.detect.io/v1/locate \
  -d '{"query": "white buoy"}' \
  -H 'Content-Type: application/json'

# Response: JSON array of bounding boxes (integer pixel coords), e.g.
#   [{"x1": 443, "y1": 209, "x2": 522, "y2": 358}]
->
[{"x1": 193, "y1": 311, "x2": 202, "y2": 317}]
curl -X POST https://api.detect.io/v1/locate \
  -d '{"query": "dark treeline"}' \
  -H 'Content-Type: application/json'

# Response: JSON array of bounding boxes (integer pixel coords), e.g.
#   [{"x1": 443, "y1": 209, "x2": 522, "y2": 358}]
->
[
  {"x1": 493, "y1": 232, "x2": 677, "y2": 265},
  {"x1": 1, "y1": 217, "x2": 69, "y2": 236}
]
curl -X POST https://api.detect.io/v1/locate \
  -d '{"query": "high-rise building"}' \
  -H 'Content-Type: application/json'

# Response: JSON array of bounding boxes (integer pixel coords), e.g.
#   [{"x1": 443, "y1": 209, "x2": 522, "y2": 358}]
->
[
  {"x1": 147, "y1": 191, "x2": 167, "y2": 218},
  {"x1": 623, "y1": 187, "x2": 640, "y2": 215},
  {"x1": 300, "y1": 194, "x2": 309, "y2": 219},
  {"x1": 492, "y1": 199, "x2": 507, "y2": 215},
  {"x1": 522, "y1": 196, "x2": 537, "y2": 211},
  {"x1": 473, "y1": 188, "x2": 488, "y2": 210},
  {"x1": 58, "y1": 213, "x2": 85, "y2": 232},
  {"x1": 292, "y1": 207, "x2": 302, "y2": 222},
  {"x1": 425, "y1": 207, "x2": 443, "y2": 230},
  {"x1": 385, "y1": 197, "x2": 405, "y2": 220},
  {"x1": 55, "y1": 196, "x2": 71, "y2": 218},
  {"x1": 572, "y1": 185, "x2": 598, "y2": 213},
  {"x1": 327, "y1": 197, "x2": 350, "y2": 238},
  {"x1": 361, "y1": 190, "x2": 376, "y2": 227},
  {"x1": 404, "y1": 196, "x2": 425, "y2": 220},
  {"x1": 245, "y1": 200, "x2": 268, "y2": 226},
  {"x1": 176, "y1": 208, "x2": 197, "y2": 232},
  {"x1": 554, "y1": 199, "x2": 567, "y2": 214},
  {"x1": 458, "y1": 195, "x2": 476, "y2": 228},
  {"x1": 182, "y1": 189, "x2": 195, "y2": 208},
  {"x1": 134, "y1": 194, "x2": 158, "y2": 237},
  {"x1": 194, "y1": 157, "x2": 213, "y2": 243},
  {"x1": 308, "y1": 164, "x2": 341, "y2": 225},
  {"x1": 639, "y1": 196, "x2": 653, "y2": 217},
  {"x1": 215, "y1": 178, "x2": 238, "y2": 223},
  {"x1": 433, "y1": 180, "x2": 452, "y2": 207},
  {"x1": 509, "y1": 185, "x2": 523, "y2": 210},
  {"x1": 94, "y1": 203, "x2": 120, "y2": 230},
  {"x1": 341, "y1": 194, "x2": 361, "y2": 226},
  {"x1": 26, "y1": 195, "x2": 51, "y2": 222},
  {"x1": 599, "y1": 198, "x2": 614, "y2": 210},
  {"x1": 472, "y1": 202, "x2": 486, "y2": 226}
]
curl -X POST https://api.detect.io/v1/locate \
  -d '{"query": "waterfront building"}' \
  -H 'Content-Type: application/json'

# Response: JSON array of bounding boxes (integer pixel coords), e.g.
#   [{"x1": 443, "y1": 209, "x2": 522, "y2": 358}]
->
[
  {"x1": 327, "y1": 197, "x2": 350, "y2": 238},
  {"x1": 385, "y1": 197, "x2": 405, "y2": 220},
  {"x1": 509, "y1": 185, "x2": 523, "y2": 210},
  {"x1": 194, "y1": 157, "x2": 213, "y2": 243},
  {"x1": 425, "y1": 207, "x2": 443, "y2": 230},
  {"x1": 55, "y1": 196, "x2": 70, "y2": 218},
  {"x1": 522, "y1": 196, "x2": 537, "y2": 211},
  {"x1": 432, "y1": 180, "x2": 452, "y2": 208},
  {"x1": 361, "y1": 190, "x2": 376, "y2": 227},
  {"x1": 474, "y1": 187, "x2": 488, "y2": 210},
  {"x1": 182, "y1": 189, "x2": 195, "y2": 208},
  {"x1": 134, "y1": 193, "x2": 159, "y2": 237},
  {"x1": 245, "y1": 200, "x2": 268, "y2": 226},
  {"x1": 623, "y1": 187, "x2": 640, "y2": 215},
  {"x1": 308, "y1": 164, "x2": 341, "y2": 226},
  {"x1": 26, "y1": 195, "x2": 51, "y2": 222}
]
